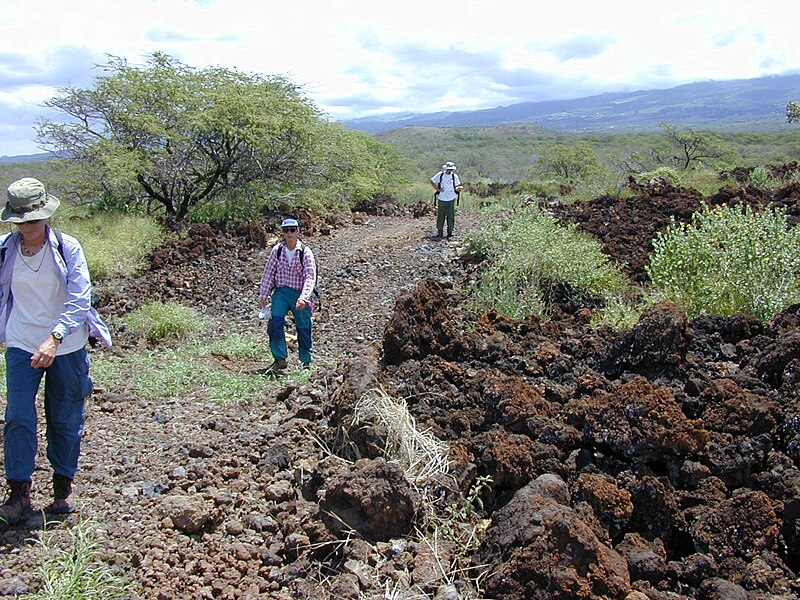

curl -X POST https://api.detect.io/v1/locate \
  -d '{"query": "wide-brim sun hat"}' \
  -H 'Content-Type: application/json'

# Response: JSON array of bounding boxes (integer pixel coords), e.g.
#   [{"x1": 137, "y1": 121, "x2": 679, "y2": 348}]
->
[
  {"x1": 2, "y1": 177, "x2": 60, "y2": 223},
  {"x1": 281, "y1": 218, "x2": 300, "y2": 228}
]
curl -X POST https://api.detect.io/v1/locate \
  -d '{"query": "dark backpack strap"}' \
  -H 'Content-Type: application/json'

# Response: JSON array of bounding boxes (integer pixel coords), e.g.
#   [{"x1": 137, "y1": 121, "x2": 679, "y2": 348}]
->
[
  {"x1": 53, "y1": 229, "x2": 67, "y2": 263},
  {"x1": 277, "y1": 242, "x2": 309, "y2": 276},
  {"x1": 0, "y1": 235, "x2": 9, "y2": 266}
]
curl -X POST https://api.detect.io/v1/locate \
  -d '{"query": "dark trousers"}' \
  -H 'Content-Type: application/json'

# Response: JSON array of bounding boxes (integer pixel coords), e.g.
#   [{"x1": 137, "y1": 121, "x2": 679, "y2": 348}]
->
[{"x1": 436, "y1": 200, "x2": 455, "y2": 235}]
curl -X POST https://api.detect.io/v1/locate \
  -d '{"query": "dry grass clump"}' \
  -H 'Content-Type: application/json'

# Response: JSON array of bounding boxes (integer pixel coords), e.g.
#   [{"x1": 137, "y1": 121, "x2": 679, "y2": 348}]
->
[{"x1": 352, "y1": 387, "x2": 449, "y2": 484}]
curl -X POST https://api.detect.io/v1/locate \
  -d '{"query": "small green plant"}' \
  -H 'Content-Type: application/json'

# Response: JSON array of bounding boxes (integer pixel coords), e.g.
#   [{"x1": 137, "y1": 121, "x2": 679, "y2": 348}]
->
[
  {"x1": 748, "y1": 166, "x2": 772, "y2": 188},
  {"x1": 29, "y1": 519, "x2": 133, "y2": 599},
  {"x1": 123, "y1": 301, "x2": 204, "y2": 343},
  {"x1": 444, "y1": 475, "x2": 493, "y2": 525},
  {"x1": 591, "y1": 295, "x2": 649, "y2": 331},
  {"x1": 647, "y1": 203, "x2": 800, "y2": 321}
]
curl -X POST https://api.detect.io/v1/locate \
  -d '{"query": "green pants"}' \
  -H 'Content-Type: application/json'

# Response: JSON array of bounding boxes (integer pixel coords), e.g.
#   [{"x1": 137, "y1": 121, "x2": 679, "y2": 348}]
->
[{"x1": 436, "y1": 200, "x2": 455, "y2": 235}]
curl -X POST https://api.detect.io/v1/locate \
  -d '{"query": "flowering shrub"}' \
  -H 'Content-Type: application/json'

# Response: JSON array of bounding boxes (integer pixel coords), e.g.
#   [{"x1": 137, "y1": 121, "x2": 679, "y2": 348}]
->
[{"x1": 646, "y1": 203, "x2": 800, "y2": 321}]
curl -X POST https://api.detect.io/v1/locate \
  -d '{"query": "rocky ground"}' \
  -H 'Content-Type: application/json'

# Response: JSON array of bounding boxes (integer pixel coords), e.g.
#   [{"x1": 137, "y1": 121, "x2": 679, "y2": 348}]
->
[{"x1": 1, "y1": 182, "x2": 800, "y2": 600}]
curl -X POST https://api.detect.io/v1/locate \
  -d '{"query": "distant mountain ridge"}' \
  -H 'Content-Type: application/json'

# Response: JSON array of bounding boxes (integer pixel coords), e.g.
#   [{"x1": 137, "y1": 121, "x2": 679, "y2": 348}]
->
[
  {"x1": 0, "y1": 152, "x2": 57, "y2": 164},
  {"x1": 343, "y1": 73, "x2": 800, "y2": 133}
]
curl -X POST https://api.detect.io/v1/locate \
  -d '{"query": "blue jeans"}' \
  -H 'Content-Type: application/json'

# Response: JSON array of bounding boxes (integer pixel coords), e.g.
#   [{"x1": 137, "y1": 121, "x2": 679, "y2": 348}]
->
[
  {"x1": 267, "y1": 286, "x2": 313, "y2": 364},
  {"x1": 4, "y1": 347, "x2": 93, "y2": 482}
]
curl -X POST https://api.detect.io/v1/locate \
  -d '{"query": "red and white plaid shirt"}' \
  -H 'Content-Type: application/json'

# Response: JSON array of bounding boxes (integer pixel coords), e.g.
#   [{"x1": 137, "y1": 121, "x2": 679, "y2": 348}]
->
[{"x1": 259, "y1": 241, "x2": 316, "y2": 303}]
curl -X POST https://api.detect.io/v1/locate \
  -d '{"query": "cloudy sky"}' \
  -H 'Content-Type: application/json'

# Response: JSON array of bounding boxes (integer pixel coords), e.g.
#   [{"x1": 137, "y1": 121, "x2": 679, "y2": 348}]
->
[{"x1": 1, "y1": 0, "x2": 798, "y2": 156}]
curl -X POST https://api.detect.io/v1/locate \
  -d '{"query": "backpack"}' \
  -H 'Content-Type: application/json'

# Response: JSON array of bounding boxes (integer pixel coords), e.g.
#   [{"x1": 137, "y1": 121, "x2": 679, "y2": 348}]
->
[
  {"x1": 276, "y1": 242, "x2": 322, "y2": 310},
  {"x1": 434, "y1": 171, "x2": 461, "y2": 206}
]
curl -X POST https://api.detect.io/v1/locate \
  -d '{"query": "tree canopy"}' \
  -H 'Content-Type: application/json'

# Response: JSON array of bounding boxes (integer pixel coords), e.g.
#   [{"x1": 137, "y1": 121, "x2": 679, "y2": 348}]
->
[{"x1": 37, "y1": 53, "x2": 407, "y2": 219}]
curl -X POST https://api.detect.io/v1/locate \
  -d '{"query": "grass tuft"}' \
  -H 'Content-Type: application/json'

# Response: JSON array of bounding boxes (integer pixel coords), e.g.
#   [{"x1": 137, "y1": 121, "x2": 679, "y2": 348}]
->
[
  {"x1": 29, "y1": 519, "x2": 133, "y2": 599},
  {"x1": 122, "y1": 301, "x2": 204, "y2": 343}
]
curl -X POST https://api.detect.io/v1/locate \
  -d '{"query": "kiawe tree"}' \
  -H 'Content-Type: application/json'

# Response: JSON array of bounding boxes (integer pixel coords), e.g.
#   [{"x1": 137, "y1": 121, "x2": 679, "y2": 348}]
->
[
  {"x1": 787, "y1": 101, "x2": 800, "y2": 123},
  {"x1": 36, "y1": 53, "x2": 405, "y2": 218},
  {"x1": 659, "y1": 121, "x2": 733, "y2": 170},
  {"x1": 538, "y1": 142, "x2": 604, "y2": 186}
]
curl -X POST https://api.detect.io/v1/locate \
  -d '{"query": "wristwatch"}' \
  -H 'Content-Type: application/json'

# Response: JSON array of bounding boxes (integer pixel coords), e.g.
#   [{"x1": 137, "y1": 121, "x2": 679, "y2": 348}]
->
[{"x1": 52, "y1": 331, "x2": 64, "y2": 343}]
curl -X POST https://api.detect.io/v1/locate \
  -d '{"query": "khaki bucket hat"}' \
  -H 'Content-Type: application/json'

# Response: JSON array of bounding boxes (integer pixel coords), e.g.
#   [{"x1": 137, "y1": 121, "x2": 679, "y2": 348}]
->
[{"x1": 1, "y1": 178, "x2": 60, "y2": 223}]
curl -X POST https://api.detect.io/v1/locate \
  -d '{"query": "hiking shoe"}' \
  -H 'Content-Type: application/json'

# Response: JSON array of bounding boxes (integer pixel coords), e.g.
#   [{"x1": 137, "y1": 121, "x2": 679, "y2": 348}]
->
[
  {"x1": 0, "y1": 480, "x2": 32, "y2": 525},
  {"x1": 268, "y1": 359, "x2": 288, "y2": 373},
  {"x1": 45, "y1": 474, "x2": 75, "y2": 515}
]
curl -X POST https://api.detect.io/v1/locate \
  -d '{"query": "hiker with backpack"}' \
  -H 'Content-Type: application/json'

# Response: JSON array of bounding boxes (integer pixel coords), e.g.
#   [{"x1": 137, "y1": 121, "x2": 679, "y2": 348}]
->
[
  {"x1": 258, "y1": 217, "x2": 317, "y2": 373},
  {"x1": 0, "y1": 177, "x2": 111, "y2": 526},
  {"x1": 429, "y1": 161, "x2": 463, "y2": 239}
]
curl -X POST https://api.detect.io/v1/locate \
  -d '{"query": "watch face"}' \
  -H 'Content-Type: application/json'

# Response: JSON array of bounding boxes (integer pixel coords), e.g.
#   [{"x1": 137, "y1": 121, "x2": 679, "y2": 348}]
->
[{"x1": 53, "y1": 332, "x2": 63, "y2": 340}]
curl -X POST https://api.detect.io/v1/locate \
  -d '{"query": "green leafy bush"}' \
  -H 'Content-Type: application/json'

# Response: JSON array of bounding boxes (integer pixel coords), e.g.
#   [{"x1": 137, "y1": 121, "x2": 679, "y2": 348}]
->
[
  {"x1": 468, "y1": 207, "x2": 631, "y2": 319},
  {"x1": 646, "y1": 203, "x2": 800, "y2": 320},
  {"x1": 637, "y1": 166, "x2": 682, "y2": 187},
  {"x1": 123, "y1": 301, "x2": 203, "y2": 343},
  {"x1": 748, "y1": 166, "x2": 772, "y2": 188}
]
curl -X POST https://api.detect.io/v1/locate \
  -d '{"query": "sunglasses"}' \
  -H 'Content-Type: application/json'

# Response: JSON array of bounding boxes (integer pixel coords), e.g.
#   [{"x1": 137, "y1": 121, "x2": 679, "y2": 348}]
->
[{"x1": 282, "y1": 227, "x2": 298, "y2": 233}]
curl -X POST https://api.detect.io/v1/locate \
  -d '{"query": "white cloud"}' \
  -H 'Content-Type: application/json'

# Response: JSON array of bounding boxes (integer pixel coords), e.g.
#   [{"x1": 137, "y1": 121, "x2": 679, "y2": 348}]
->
[{"x1": 0, "y1": 0, "x2": 798, "y2": 155}]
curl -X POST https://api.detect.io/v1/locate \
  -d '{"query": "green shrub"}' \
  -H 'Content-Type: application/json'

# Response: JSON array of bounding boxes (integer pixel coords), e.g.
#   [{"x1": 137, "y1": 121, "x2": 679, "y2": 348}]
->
[
  {"x1": 637, "y1": 167, "x2": 682, "y2": 187},
  {"x1": 646, "y1": 203, "x2": 800, "y2": 321},
  {"x1": 123, "y1": 301, "x2": 203, "y2": 343},
  {"x1": 468, "y1": 207, "x2": 631, "y2": 319}
]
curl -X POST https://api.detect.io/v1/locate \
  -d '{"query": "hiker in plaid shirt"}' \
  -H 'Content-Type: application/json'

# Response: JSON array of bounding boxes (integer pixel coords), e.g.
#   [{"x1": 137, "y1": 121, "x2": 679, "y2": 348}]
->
[{"x1": 258, "y1": 218, "x2": 316, "y2": 372}]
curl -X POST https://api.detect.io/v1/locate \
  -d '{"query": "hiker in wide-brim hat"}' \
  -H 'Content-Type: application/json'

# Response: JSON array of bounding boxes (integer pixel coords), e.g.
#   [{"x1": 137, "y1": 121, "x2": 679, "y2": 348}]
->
[
  {"x1": 1, "y1": 177, "x2": 61, "y2": 223},
  {"x1": 429, "y1": 161, "x2": 462, "y2": 239},
  {"x1": 0, "y1": 177, "x2": 110, "y2": 527}
]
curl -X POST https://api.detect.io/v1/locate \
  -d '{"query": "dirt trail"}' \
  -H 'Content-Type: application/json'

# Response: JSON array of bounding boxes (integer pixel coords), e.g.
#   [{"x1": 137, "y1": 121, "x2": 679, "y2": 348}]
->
[{"x1": 311, "y1": 213, "x2": 478, "y2": 364}]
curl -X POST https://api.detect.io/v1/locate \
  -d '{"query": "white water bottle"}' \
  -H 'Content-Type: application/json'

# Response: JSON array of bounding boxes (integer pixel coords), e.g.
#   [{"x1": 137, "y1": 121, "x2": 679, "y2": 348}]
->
[{"x1": 259, "y1": 306, "x2": 271, "y2": 319}]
